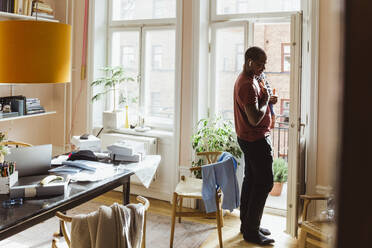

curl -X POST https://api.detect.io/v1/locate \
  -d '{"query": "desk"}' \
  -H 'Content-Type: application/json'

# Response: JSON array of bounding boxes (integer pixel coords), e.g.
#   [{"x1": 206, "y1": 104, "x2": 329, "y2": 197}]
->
[{"x1": 0, "y1": 167, "x2": 133, "y2": 241}]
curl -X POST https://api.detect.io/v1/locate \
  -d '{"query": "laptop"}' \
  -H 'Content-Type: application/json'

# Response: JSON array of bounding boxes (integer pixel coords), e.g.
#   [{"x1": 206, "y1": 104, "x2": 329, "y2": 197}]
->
[{"x1": 4, "y1": 144, "x2": 52, "y2": 177}]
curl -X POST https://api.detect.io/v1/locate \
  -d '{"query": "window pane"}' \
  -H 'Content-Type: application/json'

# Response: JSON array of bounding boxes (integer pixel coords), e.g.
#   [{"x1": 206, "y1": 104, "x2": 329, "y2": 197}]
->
[
  {"x1": 112, "y1": 0, "x2": 176, "y2": 21},
  {"x1": 253, "y1": 23, "x2": 291, "y2": 120},
  {"x1": 215, "y1": 26, "x2": 244, "y2": 120},
  {"x1": 216, "y1": 0, "x2": 300, "y2": 15},
  {"x1": 111, "y1": 31, "x2": 140, "y2": 121},
  {"x1": 144, "y1": 29, "x2": 175, "y2": 122}
]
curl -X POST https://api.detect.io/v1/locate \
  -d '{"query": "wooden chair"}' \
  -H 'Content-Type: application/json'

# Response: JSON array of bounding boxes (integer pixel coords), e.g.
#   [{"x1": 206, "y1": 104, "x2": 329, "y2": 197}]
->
[
  {"x1": 0, "y1": 140, "x2": 32, "y2": 147},
  {"x1": 170, "y1": 151, "x2": 224, "y2": 248},
  {"x1": 51, "y1": 196, "x2": 150, "y2": 248},
  {"x1": 298, "y1": 194, "x2": 335, "y2": 248}
]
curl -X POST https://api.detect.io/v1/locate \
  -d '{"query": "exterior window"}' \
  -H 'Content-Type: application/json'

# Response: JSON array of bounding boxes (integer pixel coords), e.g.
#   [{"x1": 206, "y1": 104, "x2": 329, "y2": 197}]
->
[
  {"x1": 282, "y1": 43, "x2": 291, "y2": 72},
  {"x1": 236, "y1": 0, "x2": 248, "y2": 13},
  {"x1": 216, "y1": 0, "x2": 300, "y2": 15},
  {"x1": 93, "y1": 0, "x2": 178, "y2": 129},
  {"x1": 120, "y1": 45, "x2": 135, "y2": 69},
  {"x1": 280, "y1": 99, "x2": 290, "y2": 122},
  {"x1": 112, "y1": 0, "x2": 176, "y2": 21},
  {"x1": 152, "y1": 45, "x2": 163, "y2": 70},
  {"x1": 153, "y1": 0, "x2": 174, "y2": 19},
  {"x1": 235, "y1": 43, "x2": 244, "y2": 72}
]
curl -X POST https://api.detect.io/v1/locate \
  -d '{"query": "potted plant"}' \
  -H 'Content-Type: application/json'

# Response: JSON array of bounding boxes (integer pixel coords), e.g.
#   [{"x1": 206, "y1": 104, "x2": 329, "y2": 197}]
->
[
  {"x1": 269, "y1": 157, "x2": 288, "y2": 196},
  {"x1": 191, "y1": 116, "x2": 242, "y2": 179},
  {"x1": 0, "y1": 132, "x2": 10, "y2": 163},
  {"x1": 91, "y1": 66, "x2": 136, "y2": 129}
]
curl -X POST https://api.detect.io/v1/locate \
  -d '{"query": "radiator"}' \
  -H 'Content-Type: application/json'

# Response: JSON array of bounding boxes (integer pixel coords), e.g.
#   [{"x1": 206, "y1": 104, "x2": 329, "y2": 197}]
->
[{"x1": 101, "y1": 133, "x2": 158, "y2": 185}]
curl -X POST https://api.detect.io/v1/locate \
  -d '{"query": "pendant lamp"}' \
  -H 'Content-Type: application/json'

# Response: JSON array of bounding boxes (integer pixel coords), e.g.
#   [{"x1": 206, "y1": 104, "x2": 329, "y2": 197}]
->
[{"x1": 0, "y1": 20, "x2": 71, "y2": 84}]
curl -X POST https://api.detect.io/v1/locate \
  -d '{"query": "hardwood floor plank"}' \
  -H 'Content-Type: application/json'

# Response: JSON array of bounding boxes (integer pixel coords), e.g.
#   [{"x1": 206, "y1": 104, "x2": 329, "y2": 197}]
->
[{"x1": 93, "y1": 191, "x2": 298, "y2": 247}]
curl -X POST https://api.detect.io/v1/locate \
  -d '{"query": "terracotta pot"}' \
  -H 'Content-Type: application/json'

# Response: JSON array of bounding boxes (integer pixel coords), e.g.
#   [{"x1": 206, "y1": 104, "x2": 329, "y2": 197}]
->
[{"x1": 269, "y1": 182, "x2": 284, "y2": 196}]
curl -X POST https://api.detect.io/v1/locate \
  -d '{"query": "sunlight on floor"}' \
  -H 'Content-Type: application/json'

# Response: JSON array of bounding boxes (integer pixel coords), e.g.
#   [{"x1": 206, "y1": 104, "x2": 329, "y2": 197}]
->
[{"x1": 201, "y1": 209, "x2": 297, "y2": 248}]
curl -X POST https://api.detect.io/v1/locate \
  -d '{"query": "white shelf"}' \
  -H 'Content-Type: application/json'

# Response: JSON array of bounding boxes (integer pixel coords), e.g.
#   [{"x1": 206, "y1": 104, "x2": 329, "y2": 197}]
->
[
  {"x1": 0, "y1": 111, "x2": 56, "y2": 122},
  {"x1": 0, "y1": 12, "x2": 59, "y2": 22}
]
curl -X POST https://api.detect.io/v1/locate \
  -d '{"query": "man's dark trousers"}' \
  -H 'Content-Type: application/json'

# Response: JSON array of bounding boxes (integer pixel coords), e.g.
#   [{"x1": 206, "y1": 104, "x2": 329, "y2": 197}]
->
[{"x1": 238, "y1": 136, "x2": 274, "y2": 235}]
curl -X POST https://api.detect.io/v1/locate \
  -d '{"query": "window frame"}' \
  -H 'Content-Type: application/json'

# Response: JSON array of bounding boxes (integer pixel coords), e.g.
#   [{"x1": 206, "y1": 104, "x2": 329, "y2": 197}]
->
[
  {"x1": 141, "y1": 25, "x2": 176, "y2": 128},
  {"x1": 210, "y1": 21, "x2": 249, "y2": 118},
  {"x1": 211, "y1": 0, "x2": 300, "y2": 21},
  {"x1": 109, "y1": 0, "x2": 176, "y2": 26},
  {"x1": 106, "y1": 0, "x2": 178, "y2": 130},
  {"x1": 281, "y1": 42, "x2": 291, "y2": 72}
]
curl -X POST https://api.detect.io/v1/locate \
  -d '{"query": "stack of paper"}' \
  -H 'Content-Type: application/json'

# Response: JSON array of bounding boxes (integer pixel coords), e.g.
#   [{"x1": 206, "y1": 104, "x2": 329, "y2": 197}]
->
[{"x1": 107, "y1": 141, "x2": 141, "y2": 162}]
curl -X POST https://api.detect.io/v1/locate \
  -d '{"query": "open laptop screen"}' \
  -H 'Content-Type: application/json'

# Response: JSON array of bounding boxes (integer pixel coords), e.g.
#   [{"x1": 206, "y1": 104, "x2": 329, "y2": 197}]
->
[{"x1": 4, "y1": 144, "x2": 52, "y2": 177}]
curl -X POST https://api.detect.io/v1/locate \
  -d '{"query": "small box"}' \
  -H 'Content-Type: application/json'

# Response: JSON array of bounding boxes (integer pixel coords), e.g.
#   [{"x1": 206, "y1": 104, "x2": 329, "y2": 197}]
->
[
  {"x1": 71, "y1": 135, "x2": 101, "y2": 152},
  {"x1": 0, "y1": 171, "x2": 19, "y2": 194}
]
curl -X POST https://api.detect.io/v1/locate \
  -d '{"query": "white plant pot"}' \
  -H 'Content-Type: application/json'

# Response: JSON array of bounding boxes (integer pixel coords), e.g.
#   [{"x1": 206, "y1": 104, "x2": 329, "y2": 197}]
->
[{"x1": 103, "y1": 110, "x2": 124, "y2": 129}]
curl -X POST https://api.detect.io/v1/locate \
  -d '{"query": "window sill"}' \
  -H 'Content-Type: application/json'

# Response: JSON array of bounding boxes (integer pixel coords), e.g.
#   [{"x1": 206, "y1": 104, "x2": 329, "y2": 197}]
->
[{"x1": 111, "y1": 127, "x2": 174, "y2": 143}]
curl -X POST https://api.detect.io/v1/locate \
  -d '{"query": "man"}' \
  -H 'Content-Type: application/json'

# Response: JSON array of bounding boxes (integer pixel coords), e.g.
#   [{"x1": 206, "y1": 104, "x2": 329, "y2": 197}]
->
[{"x1": 233, "y1": 46, "x2": 277, "y2": 245}]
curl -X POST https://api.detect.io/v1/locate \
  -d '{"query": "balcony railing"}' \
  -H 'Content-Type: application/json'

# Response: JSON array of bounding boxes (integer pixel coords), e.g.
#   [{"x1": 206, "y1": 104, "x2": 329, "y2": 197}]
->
[{"x1": 271, "y1": 119, "x2": 289, "y2": 161}]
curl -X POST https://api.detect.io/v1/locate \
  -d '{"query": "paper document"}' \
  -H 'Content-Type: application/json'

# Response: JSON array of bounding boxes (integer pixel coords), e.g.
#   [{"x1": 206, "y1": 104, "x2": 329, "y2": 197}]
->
[
  {"x1": 119, "y1": 155, "x2": 161, "y2": 188},
  {"x1": 51, "y1": 155, "x2": 69, "y2": 165}
]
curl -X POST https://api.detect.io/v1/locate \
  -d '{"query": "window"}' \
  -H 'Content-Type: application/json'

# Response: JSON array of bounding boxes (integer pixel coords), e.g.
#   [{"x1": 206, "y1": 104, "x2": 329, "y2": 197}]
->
[
  {"x1": 215, "y1": 0, "x2": 300, "y2": 16},
  {"x1": 112, "y1": 0, "x2": 176, "y2": 21},
  {"x1": 280, "y1": 99, "x2": 290, "y2": 122},
  {"x1": 94, "y1": 0, "x2": 178, "y2": 129},
  {"x1": 151, "y1": 45, "x2": 163, "y2": 70},
  {"x1": 235, "y1": 43, "x2": 244, "y2": 72},
  {"x1": 209, "y1": 3, "x2": 296, "y2": 121},
  {"x1": 120, "y1": 45, "x2": 135, "y2": 69},
  {"x1": 235, "y1": 0, "x2": 248, "y2": 13},
  {"x1": 282, "y1": 43, "x2": 291, "y2": 72},
  {"x1": 211, "y1": 23, "x2": 246, "y2": 120},
  {"x1": 153, "y1": 0, "x2": 175, "y2": 19}
]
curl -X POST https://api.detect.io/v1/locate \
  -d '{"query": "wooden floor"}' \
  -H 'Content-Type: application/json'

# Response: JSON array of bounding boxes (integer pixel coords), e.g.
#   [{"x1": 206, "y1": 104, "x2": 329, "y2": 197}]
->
[{"x1": 95, "y1": 191, "x2": 298, "y2": 248}]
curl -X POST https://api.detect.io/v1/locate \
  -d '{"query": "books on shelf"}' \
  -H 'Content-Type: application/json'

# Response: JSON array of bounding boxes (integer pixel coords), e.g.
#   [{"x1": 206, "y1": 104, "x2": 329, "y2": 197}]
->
[
  {"x1": 1, "y1": 0, "x2": 55, "y2": 19},
  {"x1": 25, "y1": 97, "x2": 45, "y2": 115}
]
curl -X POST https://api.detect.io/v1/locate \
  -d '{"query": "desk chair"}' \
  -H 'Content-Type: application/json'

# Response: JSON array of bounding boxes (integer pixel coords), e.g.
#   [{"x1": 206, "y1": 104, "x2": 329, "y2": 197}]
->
[
  {"x1": 170, "y1": 151, "x2": 224, "y2": 248},
  {"x1": 52, "y1": 196, "x2": 150, "y2": 248},
  {"x1": 298, "y1": 194, "x2": 335, "y2": 248}
]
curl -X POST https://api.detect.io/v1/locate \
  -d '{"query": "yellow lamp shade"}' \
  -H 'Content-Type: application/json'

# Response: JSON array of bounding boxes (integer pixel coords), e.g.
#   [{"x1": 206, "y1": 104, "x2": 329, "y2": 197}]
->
[{"x1": 0, "y1": 20, "x2": 71, "y2": 84}]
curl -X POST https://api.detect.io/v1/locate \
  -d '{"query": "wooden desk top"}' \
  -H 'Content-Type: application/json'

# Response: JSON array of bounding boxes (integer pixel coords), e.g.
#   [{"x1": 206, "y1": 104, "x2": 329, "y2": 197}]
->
[{"x1": 0, "y1": 167, "x2": 133, "y2": 240}]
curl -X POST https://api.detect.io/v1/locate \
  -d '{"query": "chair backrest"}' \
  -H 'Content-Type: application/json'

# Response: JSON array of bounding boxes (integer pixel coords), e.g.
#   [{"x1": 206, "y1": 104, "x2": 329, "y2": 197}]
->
[
  {"x1": 189, "y1": 151, "x2": 222, "y2": 174},
  {"x1": 0, "y1": 140, "x2": 32, "y2": 148},
  {"x1": 197, "y1": 151, "x2": 222, "y2": 164},
  {"x1": 53, "y1": 196, "x2": 150, "y2": 248}
]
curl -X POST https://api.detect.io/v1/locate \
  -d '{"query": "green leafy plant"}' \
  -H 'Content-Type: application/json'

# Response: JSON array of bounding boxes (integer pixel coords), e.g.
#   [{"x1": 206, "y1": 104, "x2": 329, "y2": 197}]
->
[
  {"x1": 273, "y1": 157, "x2": 288, "y2": 183},
  {"x1": 0, "y1": 132, "x2": 9, "y2": 157},
  {"x1": 91, "y1": 66, "x2": 136, "y2": 111},
  {"x1": 191, "y1": 116, "x2": 242, "y2": 178}
]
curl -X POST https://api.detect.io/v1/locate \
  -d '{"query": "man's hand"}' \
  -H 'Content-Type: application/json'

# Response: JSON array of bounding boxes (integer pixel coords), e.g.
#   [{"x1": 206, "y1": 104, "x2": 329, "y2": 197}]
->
[
  {"x1": 259, "y1": 82, "x2": 269, "y2": 104},
  {"x1": 269, "y1": 95, "x2": 278, "y2": 104}
]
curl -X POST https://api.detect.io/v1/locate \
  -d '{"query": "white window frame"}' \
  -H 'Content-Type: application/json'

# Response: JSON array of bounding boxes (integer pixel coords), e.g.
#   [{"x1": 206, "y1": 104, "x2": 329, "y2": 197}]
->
[
  {"x1": 211, "y1": 0, "x2": 300, "y2": 21},
  {"x1": 108, "y1": 0, "x2": 176, "y2": 26},
  {"x1": 210, "y1": 21, "x2": 249, "y2": 117},
  {"x1": 141, "y1": 25, "x2": 176, "y2": 128},
  {"x1": 106, "y1": 1, "x2": 178, "y2": 130}
]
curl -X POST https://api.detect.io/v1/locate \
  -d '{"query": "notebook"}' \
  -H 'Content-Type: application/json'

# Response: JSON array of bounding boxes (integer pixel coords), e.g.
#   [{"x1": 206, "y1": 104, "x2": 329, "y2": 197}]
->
[
  {"x1": 4, "y1": 144, "x2": 52, "y2": 177},
  {"x1": 9, "y1": 174, "x2": 68, "y2": 198}
]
